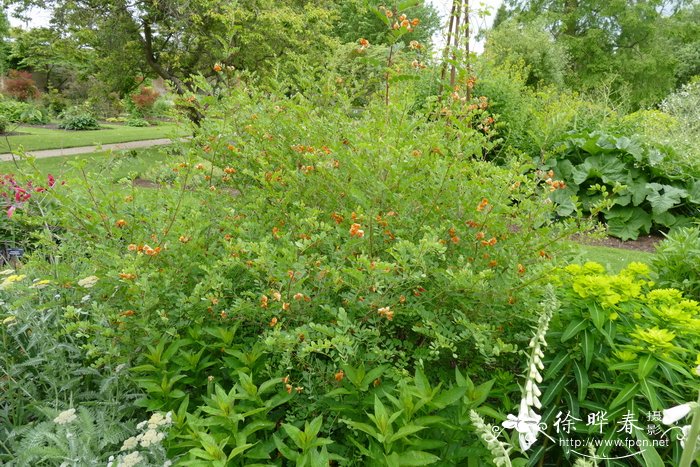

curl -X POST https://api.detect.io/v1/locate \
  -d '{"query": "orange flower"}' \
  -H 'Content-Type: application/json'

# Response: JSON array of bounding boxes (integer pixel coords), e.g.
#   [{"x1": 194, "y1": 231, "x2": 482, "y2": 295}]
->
[
  {"x1": 295, "y1": 386, "x2": 303, "y2": 394},
  {"x1": 411, "y1": 18, "x2": 420, "y2": 26},
  {"x1": 293, "y1": 293, "x2": 304, "y2": 301},
  {"x1": 282, "y1": 375, "x2": 290, "y2": 384},
  {"x1": 224, "y1": 167, "x2": 236, "y2": 174},
  {"x1": 119, "y1": 273, "x2": 136, "y2": 280},
  {"x1": 358, "y1": 38, "x2": 370, "y2": 49},
  {"x1": 269, "y1": 317, "x2": 278, "y2": 327},
  {"x1": 124, "y1": 195, "x2": 134, "y2": 202},
  {"x1": 116, "y1": 219, "x2": 127, "y2": 228},
  {"x1": 285, "y1": 383, "x2": 293, "y2": 394},
  {"x1": 476, "y1": 198, "x2": 489, "y2": 212},
  {"x1": 179, "y1": 235, "x2": 190, "y2": 243},
  {"x1": 195, "y1": 163, "x2": 205, "y2": 170},
  {"x1": 282, "y1": 302, "x2": 290, "y2": 311},
  {"x1": 335, "y1": 370, "x2": 345, "y2": 382},
  {"x1": 399, "y1": 14, "x2": 407, "y2": 21},
  {"x1": 213, "y1": 63, "x2": 222, "y2": 72},
  {"x1": 401, "y1": 19, "x2": 410, "y2": 28},
  {"x1": 481, "y1": 237, "x2": 497, "y2": 247},
  {"x1": 378, "y1": 306, "x2": 394, "y2": 320},
  {"x1": 475, "y1": 231, "x2": 485, "y2": 240},
  {"x1": 331, "y1": 212, "x2": 344, "y2": 224},
  {"x1": 385, "y1": 9, "x2": 393, "y2": 18},
  {"x1": 488, "y1": 260, "x2": 498, "y2": 267},
  {"x1": 260, "y1": 295, "x2": 269, "y2": 308},
  {"x1": 120, "y1": 310, "x2": 135, "y2": 317},
  {"x1": 127, "y1": 244, "x2": 138, "y2": 251},
  {"x1": 227, "y1": 144, "x2": 237, "y2": 151},
  {"x1": 349, "y1": 223, "x2": 365, "y2": 238},
  {"x1": 518, "y1": 264, "x2": 526, "y2": 274},
  {"x1": 142, "y1": 245, "x2": 161, "y2": 256}
]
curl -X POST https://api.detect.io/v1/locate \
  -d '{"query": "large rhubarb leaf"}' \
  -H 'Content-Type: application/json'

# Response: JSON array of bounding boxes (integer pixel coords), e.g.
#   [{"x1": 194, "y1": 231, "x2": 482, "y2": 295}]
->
[{"x1": 605, "y1": 207, "x2": 652, "y2": 240}]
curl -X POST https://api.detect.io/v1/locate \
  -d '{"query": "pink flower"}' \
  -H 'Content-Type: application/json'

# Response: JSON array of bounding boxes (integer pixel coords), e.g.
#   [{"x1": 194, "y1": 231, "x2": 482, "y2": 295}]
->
[
  {"x1": 7, "y1": 205, "x2": 16, "y2": 218},
  {"x1": 48, "y1": 174, "x2": 55, "y2": 188}
]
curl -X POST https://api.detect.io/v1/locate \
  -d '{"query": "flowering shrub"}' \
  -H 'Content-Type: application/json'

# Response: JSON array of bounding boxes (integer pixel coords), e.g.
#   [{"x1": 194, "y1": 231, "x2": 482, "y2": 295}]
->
[{"x1": 6, "y1": 56, "x2": 696, "y2": 464}]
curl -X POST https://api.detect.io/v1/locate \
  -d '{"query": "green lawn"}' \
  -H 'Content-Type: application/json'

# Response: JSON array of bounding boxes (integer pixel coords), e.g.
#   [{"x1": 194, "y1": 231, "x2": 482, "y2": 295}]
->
[
  {"x1": 0, "y1": 123, "x2": 186, "y2": 152},
  {"x1": 569, "y1": 243, "x2": 654, "y2": 272},
  {"x1": 0, "y1": 147, "x2": 169, "y2": 181}
]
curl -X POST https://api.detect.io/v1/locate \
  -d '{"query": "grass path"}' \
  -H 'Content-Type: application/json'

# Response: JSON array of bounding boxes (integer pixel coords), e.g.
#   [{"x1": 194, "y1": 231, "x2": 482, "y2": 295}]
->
[
  {"x1": 0, "y1": 124, "x2": 185, "y2": 152},
  {"x1": 0, "y1": 138, "x2": 177, "y2": 162}
]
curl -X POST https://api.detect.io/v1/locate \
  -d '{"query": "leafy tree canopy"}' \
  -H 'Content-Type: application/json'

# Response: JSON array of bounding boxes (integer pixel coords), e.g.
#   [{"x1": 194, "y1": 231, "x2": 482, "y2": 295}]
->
[{"x1": 493, "y1": 0, "x2": 700, "y2": 108}]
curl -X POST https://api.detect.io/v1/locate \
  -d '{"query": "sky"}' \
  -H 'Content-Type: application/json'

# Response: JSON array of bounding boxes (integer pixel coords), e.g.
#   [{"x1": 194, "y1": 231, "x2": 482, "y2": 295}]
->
[{"x1": 8, "y1": 0, "x2": 503, "y2": 53}]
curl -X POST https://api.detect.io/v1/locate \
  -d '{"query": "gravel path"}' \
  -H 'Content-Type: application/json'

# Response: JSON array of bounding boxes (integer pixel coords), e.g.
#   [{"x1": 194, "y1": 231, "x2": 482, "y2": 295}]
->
[{"x1": 0, "y1": 138, "x2": 175, "y2": 162}]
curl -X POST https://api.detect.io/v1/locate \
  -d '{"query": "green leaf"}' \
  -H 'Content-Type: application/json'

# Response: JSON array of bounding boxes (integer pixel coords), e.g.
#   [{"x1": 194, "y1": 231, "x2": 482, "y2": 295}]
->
[
  {"x1": 541, "y1": 372, "x2": 569, "y2": 407},
  {"x1": 639, "y1": 378, "x2": 661, "y2": 411},
  {"x1": 581, "y1": 330, "x2": 594, "y2": 370},
  {"x1": 431, "y1": 385, "x2": 467, "y2": 409},
  {"x1": 645, "y1": 183, "x2": 688, "y2": 215},
  {"x1": 637, "y1": 354, "x2": 657, "y2": 380},
  {"x1": 572, "y1": 361, "x2": 589, "y2": 402},
  {"x1": 588, "y1": 303, "x2": 605, "y2": 331},
  {"x1": 388, "y1": 424, "x2": 426, "y2": 443},
  {"x1": 397, "y1": 450, "x2": 441, "y2": 466},
  {"x1": 561, "y1": 318, "x2": 588, "y2": 342},
  {"x1": 545, "y1": 352, "x2": 570, "y2": 379},
  {"x1": 609, "y1": 383, "x2": 639, "y2": 409},
  {"x1": 605, "y1": 207, "x2": 652, "y2": 240}
]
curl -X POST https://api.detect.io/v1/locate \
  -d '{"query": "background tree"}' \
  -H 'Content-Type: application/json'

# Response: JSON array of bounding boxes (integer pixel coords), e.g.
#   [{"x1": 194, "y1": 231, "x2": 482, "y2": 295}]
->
[
  {"x1": 0, "y1": 11, "x2": 10, "y2": 75},
  {"x1": 8, "y1": 27, "x2": 91, "y2": 91},
  {"x1": 492, "y1": 0, "x2": 700, "y2": 108},
  {"x1": 333, "y1": 0, "x2": 441, "y2": 48},
  {"x1": 483, "y1": 18, "x2": 569, "y2": 88}
]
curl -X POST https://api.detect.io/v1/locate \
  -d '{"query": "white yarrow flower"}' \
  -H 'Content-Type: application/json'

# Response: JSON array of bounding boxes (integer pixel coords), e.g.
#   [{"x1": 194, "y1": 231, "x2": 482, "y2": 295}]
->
[
  {"x1": 53, "y1": 408, "x2": 77, "y2": 425},
  {"x1": 77, "y1": 275, "x2": 99, "y2": 288},
  {"x1": 118, "y1": 451, "x2": 143, "y2": 467},
  {"x1": 120, "y1": 436, "x2": 138, "y2": 451}
]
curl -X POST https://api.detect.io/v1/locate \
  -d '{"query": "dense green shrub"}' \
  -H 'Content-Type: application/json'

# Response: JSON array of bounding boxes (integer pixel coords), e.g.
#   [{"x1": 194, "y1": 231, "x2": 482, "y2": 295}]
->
[
  {"x1": 652, "y1": 226, "x2": 700, "y2": 299},
  {"x1": 41, "y1": 88, "x2": 68, "y2": 116},
  {"x1": 125, "y1": 117, "x2": 149, "y2": 127},
  {"x1": 58, "y1": 107, "x2": 100, "y2": 130},
  {"x1": 0, "y1": 99, "x2": 50, "y2": 125}
]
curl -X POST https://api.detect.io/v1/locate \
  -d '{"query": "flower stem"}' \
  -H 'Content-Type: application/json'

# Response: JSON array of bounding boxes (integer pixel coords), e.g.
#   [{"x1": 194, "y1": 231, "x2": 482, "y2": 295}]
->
[{"x1": 679, "y1": 391, "x2": 700, "y2": 467}]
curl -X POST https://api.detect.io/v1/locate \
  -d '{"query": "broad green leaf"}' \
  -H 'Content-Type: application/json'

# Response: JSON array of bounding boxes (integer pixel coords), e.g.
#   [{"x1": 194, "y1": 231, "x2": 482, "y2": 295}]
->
[
  {"x1": 645, "y1": 183, "x2": 688, "y2": 214},
  {"x1": 397, "y1": 450, "x2": 441, "y2": 466},
  {"x1": 605, "y1": 207, "x2": 652, "y2": 240},
  {"x1": 388, "y1": 424, "x2": 426, "y2": 443}
]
